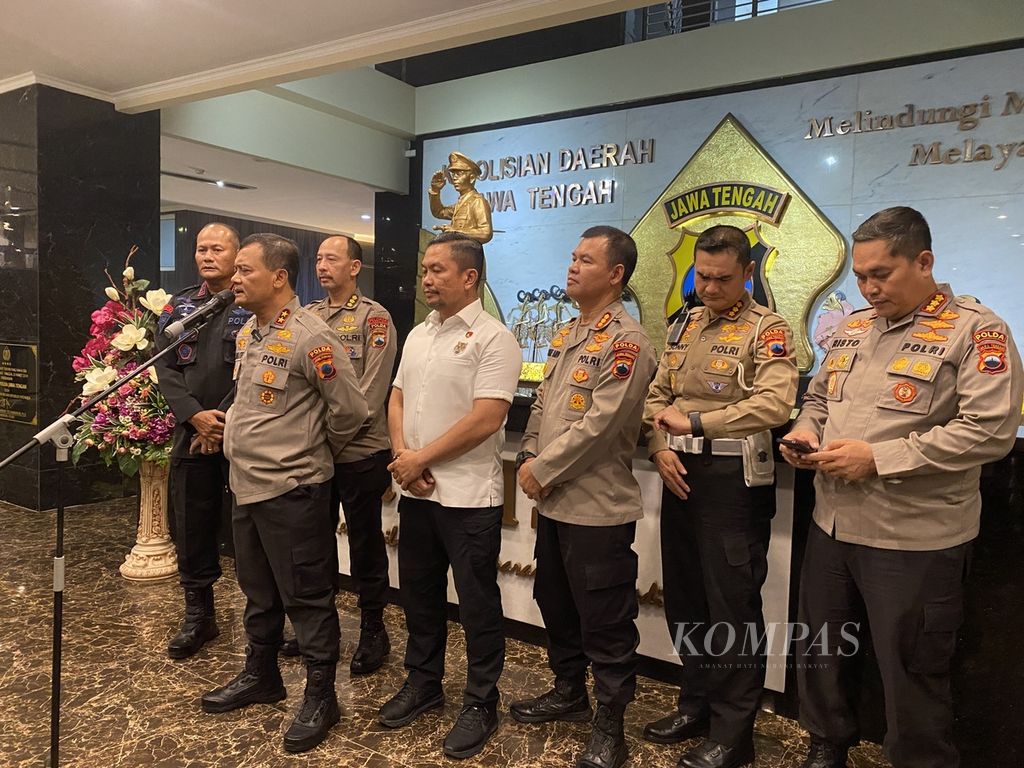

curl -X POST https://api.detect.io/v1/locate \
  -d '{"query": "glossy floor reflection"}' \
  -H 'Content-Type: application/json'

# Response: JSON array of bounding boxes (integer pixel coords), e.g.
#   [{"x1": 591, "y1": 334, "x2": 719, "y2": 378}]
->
[{"x1": 0, "y1": 500, "x2": 888, "y2": 768}]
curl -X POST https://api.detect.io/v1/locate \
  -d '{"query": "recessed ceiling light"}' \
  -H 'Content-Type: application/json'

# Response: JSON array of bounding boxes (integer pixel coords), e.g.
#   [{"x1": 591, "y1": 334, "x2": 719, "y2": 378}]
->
[
  {"x1": 160, "y1": 170, "x2": 255, "y2": 190},
  {"x1": 360, "y1": 214, "x2": 371, "y2": 220},
  {"x1": 997, "y1": 214, "x2": 1008, "y2": 219}
]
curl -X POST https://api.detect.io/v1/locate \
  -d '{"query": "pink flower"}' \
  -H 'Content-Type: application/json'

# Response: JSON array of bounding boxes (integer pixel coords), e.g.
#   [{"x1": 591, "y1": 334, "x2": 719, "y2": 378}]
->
[
  {"x1": 118, "y1": 383, "x2": 133, "y2": 397},
  {"x1": 72, "y1": 356, "x2": 90, "y2": 372},
  {"x1": 103, "y1": 433, "x2": 116, "y2": 444}
]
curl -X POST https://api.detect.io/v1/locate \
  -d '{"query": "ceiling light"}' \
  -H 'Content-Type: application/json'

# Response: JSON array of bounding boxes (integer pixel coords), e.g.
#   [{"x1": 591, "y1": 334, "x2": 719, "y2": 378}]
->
[
  {"x1": 160, "y1": 170, "x2": 256, "y2": 191},
  {"x1": 360, "y1": 214, "x2": 371, "y2": 220},
  {"x1": 997, "y1": 214, "x2": 1008, "y2": 219}
]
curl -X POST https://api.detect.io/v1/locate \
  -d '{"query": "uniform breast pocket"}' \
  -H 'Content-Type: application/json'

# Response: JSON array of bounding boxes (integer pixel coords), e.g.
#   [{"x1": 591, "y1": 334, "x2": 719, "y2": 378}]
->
[
  {"x1": 823, "y1": 350, "x2": 857, "y2": 401},
  {"x1": 700, "y1": 357, "x2": 738, "y2": 399},
  {"x1": 250, "y1": 366, "x2": 288, "y2": 413},
  {"x1": 562, "y1": 365, "x2": 598, "y2": 421},
  {"x1": 876, "y1": 354, "x2": 940, "y2": 414}
]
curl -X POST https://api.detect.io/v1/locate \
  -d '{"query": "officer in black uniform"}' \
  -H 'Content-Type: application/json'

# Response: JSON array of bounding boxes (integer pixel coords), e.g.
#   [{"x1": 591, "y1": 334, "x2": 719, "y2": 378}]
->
[{"x1": 155, "y1": 222, "x2": 251, "y2": 660}]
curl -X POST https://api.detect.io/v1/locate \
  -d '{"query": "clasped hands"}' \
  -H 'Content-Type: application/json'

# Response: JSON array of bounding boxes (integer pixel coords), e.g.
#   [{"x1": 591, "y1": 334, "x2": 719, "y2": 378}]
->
[
  {"x1": 188, "y1": 409, "x2": 225, "y2": 455},
  {"x1": 388, "y1": 448, "x2": 435, "y2": 497},
  {"x1": 779, "y1": 431, "x2": 877, "y2": 482}
]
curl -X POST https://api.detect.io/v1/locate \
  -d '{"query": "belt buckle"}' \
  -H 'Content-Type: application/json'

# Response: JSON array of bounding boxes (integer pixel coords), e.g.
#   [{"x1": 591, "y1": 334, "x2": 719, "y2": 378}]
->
[{"x1": 683, "y1": 435, "x2": 704, "y2": 454}]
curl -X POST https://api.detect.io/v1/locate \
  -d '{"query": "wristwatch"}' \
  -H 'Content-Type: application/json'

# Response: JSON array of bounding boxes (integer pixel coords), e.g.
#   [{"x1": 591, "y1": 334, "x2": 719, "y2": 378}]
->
[
  {"x1": 688, "y1": 411, "x2": 704, "y2": 438},
  {"x1": 514, "y1": 450, "x2": 536, "y2": 472}
]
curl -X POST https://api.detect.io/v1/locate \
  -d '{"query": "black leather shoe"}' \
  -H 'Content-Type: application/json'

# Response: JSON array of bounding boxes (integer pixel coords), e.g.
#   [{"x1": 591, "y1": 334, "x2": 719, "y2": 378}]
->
[
  {"x1": 442, "y1": 704, "x2": 499, "y2": 759},
  {"x1": 801, "y1": 738, "x2": 848, "y2": 768},
  {"x1": 578, "y1": 704, "x2": 627, "y2": 768},
  {"x1": 168, "y1": 587, "x2": 219, "y2": 659},
  {"x1": 279, "y1": 637, "x2": 300, "y2": 657},
  {"x1": 510, "y1": 678, "x2": 591, "y2": 723},
  {"x1": 677, "y1": 738, "x2": 754, "y2": 768},
  {"x1": 350, "y1": 613, "x2": 390, "y2": 675},
  {"x1": 201, "y1": 645, "x2": 286, "y2": 713},
  {"x1": 378, "y1": 681, "x2": 445, "y2": 728},
  {"x1": 643, "y1": 710, "x2": 710, "y2": 744},
  {"x1": 283, "y1": 664, "x2": 341, "y2": 753}
]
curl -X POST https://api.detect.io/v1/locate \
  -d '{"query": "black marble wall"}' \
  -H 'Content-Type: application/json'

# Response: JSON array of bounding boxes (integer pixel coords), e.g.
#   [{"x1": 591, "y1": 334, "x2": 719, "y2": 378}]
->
[
  {"x1": 373, "y1": 190, "x2": 421, "y2": 344},
  {"x1": 0, "y1": 85, "x2": 160, "y2": 510}
]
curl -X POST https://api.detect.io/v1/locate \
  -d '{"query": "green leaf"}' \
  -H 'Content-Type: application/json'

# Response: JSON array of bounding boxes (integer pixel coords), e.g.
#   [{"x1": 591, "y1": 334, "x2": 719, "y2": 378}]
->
[
  {"x1": 117, "y1": 452, "x2": 139, "y2": 477},
  {"x1": 71, "y1": 440, "x2": 89, "y2": 465},
  {"x1": 131, "y1": 279, "x2": 150, "y2": 292}
]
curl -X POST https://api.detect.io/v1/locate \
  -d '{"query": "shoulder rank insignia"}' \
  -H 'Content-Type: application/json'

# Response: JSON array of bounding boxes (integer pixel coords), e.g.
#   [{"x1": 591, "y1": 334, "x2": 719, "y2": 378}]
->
[
  {"x1": 308, "y1": 344, "x2": 337, "y2": 380},
  {"x1": 919, "y1": 291, "x2": 948, "y2": 316},
  {"x1": 273, "y1": 308, "x2": 291, "y2": 327},
  {"x1": 724, "y1": 300, "x2": 744, "y2": 319},
  {"x1": 344, "y1": 294, "x2": 359, "y2": 309},
  {"x1": 595, "y1": 312, "x2": 613, "y2": 330}
]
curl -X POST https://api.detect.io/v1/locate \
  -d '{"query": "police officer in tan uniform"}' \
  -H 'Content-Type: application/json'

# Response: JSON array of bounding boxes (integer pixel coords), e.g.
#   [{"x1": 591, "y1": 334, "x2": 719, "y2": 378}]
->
[
  {"x1": 780, "y1": 207, "x2": 1023, "y2": 768},
  {"x1": 283, "y1": 235, "x2": 396, "y2": 675},
  {"x1": 511, "y1": 226, "x2": 656, "y2": 768},
  {"x1": 642, "y1": 225, "x2": 798, "y2": 768},
  {"x1": 201, "y1": 234, "x2": 367, "y2": 755}
]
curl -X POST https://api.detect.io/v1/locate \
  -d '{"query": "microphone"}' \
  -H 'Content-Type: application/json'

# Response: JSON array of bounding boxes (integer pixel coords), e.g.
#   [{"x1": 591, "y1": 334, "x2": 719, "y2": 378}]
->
[{"x1": 162, "y1": 289, "x2": 236, "y2": 339}]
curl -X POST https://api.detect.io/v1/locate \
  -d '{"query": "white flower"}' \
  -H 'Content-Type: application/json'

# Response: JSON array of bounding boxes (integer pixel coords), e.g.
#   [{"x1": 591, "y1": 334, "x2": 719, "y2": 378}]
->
[
  {"x1": 140, "y1": 289, "x2": 172, "y2": 314},
  {"x1": 111, "y1": 324, "x2": 149, "y2": 352},
  {"x1": 82, "y1": 366, "x2": 118, "y2": 396},
  {"x1": 104, "y1": 286, "x2": 120, "y2": 301},
  {"x1": 122, "y1": 266, "x2": 135, "y2": 281},
  {"x1": 147, "y1": 366, "x2": 159, "y2": 384}
]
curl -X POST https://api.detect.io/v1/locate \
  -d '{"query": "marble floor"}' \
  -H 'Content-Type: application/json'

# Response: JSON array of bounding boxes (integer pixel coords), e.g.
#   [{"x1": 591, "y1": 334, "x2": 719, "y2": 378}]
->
[{"x1": 0, "y1": 500, "x2": 888, "y2": 768}]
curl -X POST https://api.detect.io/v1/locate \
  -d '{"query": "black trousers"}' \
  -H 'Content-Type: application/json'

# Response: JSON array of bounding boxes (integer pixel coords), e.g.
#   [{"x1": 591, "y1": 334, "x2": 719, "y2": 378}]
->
[
  {"x1": 233, "y1": 482, "x2": 340, "y2": 663},
  {"x1": 660, "y1": 454, "x2": 773, "y2": 747},
  {"x1": 169, "y1": 454, "x2": 229, "y2": 590},
  {"x1": 798, "y1": 523, "x2": 968, "y2": 768},
  {"x1": 332, "y1": 450, "x2": 392, "y2": 613},
  {"x1": 535, "y1": 515, "x2": 639, "y2": 709},
  {"x1": 397, "y1": 496, "x2": 505, "y2": 707}
]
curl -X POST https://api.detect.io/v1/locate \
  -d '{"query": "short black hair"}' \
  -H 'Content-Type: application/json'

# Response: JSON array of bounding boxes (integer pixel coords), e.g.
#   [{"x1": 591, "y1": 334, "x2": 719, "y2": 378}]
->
[
  {"x1": 326, "y1": 234, "x2": 363, "y2": 262},
  {"x1": 694, "y1": 225, "x2": 752, "y2": 267},
  {"x1": 580, "y1": 225, "x2": 638, "y2": 286},
  {"x1": 199, "y1": 222, "x2": 240, "y2": 249},
  {"x1": 240, "y1": 233, "x2": 299, "y2": 289},
  {"x1": 428, "y1": 232, "x2": 486, "y2": 288},
  {"x1": 852, "y1": 206, "x2": 932, "y2": 259}
]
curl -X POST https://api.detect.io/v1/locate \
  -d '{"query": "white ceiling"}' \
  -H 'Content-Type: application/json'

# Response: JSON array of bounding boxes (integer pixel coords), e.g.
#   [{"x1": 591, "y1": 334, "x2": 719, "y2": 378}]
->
[
  {"x1": 160, "y1": 136, "x2": 377, "y2": 240},
  {"x1": 5, "y1": 0, "x2": 639, "y2": 239}
]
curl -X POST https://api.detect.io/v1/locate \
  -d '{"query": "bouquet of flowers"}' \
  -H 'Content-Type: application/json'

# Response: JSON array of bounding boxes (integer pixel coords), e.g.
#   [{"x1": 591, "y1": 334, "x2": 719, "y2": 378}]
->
[{"x1": 70, "y1": 247, "x2": 176, "y2": 477}]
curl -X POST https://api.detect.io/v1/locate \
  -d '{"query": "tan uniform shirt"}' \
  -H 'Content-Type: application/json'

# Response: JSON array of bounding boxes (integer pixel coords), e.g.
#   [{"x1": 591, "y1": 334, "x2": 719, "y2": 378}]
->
[
  {"x1": 224, "y1": 297, "x2": 368, "y2": 506},
  {"x1": 306, "y1": 291, "x2": 396, "y2": 463},
  {"x1": 794, "y1": 284, "x2": 1024, "y2": 551},
  {"x1": 643, "y1": 292, "x2": 798, "y2": 452},
  {"x1": 522, "y1": 300, "x2": 657, "y2": 526}
]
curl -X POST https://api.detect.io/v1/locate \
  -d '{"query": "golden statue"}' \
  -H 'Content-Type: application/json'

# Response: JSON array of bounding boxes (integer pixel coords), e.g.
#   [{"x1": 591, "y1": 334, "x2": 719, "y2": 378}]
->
[{"x1": 429, "y1": 151, "x2": 493, "y2": 244}]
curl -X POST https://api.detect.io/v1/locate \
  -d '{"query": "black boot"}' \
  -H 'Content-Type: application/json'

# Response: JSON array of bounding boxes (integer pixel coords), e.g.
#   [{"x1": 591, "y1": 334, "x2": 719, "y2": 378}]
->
[
  {"x1": 280, "y1": 636, "x2": 300, "y2": 657},
  {"x1": 510, "y1": 678, "x2": 591, "y2": 723},
  {"x1": 578, "y1": 704, "x2": 627, "y2": 768},
  {"x1": 283, "y1": 663, "x2": 341, "y2": 753},
  {"x1": 350, "y1": 610, "x2": 390, "y2": 675},
  {"x1": 800, "y1": 738, "x2": 848, "y2": 768},
  {"x1": 201, "y1": 644, "x2": 287, "y2": 713},
  {"x1": 167, "y1": 586, "x2": 219, "y2": 659}
]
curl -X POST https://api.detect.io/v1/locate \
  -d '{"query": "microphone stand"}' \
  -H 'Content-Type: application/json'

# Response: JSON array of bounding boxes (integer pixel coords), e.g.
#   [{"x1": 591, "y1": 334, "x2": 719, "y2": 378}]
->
[{"x1": 0, "y1": 316, "x2": 216, "y2": 768}]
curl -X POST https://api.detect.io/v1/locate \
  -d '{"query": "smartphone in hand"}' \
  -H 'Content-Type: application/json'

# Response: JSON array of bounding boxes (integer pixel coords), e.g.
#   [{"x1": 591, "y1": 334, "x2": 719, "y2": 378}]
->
[{"x1": 776, "y1": 437, "x2": 814, "y2": 454}]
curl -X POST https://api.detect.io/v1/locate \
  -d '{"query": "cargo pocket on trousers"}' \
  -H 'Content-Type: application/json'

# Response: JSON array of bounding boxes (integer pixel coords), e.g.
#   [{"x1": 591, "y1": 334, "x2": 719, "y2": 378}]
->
[
  {"x1": 909, "y1": 600, "x2": 963, "y2": 675},
  {"x1": 584, "y1": 555, "x2": 639, "y2": 628},
  {"x1": 292, "y1": 541, "x2": 330, "y2": 598}
]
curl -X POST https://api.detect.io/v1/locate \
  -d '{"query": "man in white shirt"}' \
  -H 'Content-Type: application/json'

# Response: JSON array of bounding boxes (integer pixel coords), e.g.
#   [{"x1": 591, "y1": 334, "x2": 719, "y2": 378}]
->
[{"x1": 380, "y1": 232, "x2": 522, "y2": 760}]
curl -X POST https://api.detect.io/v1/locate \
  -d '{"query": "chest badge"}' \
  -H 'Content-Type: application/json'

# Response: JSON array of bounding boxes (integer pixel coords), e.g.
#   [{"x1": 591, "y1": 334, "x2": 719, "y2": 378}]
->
[
  {"x1": 454, "y1": 341, "x2": 468, "y2": 354},
  {"x1": 893, "y1": 381, "x2": 918, "y2": 403},
  {"x1": 568, "y1": 393, "x2": 586, "y2": 411},
  {"x1": 259, "y1": 389, "x2": 276, "y2": 405},
  {"x1": 572, "y1": 368, "x2": 590, "y2": 383},
  {"x1": 261, "y1": 370, "x2": 276, "y2": 385}
]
